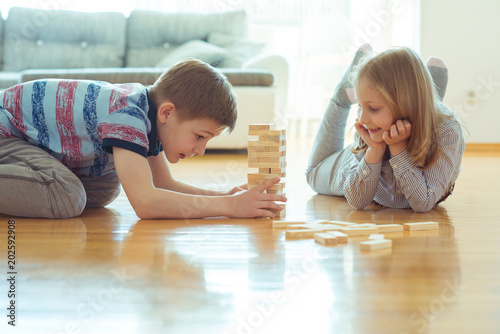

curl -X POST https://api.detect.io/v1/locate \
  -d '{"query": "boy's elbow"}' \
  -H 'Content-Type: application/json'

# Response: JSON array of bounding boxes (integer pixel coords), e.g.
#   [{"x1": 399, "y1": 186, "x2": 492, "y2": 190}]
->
[{"x1": 130, "y1": 198, "x2": 157, "y2": 219}]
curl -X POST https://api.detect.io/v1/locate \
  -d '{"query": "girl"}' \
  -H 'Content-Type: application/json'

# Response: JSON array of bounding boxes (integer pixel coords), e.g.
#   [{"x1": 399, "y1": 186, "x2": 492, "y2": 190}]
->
[{"x1": 306, "y1": 44, "x2": 465, "y2": 212}]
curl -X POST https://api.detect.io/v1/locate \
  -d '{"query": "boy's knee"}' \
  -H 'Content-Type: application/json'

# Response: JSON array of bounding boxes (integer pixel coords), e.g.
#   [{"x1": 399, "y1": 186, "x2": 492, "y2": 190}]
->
[{"x1": 34, "y1": 171, "x2": 86, "y2": 219}]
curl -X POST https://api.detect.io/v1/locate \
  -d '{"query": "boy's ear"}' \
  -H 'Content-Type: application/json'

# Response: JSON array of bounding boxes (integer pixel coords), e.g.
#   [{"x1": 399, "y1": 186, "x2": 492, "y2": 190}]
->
[{"x1": 157, "y1": 102, "x2": 176, "y2": 124}]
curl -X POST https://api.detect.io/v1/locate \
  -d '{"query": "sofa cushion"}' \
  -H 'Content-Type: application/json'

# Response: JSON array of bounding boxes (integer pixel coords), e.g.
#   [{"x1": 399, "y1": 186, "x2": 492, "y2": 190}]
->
[
  {"x1": 0, "y1": 72, "x2": 21, "y2": 90},
  {"x1": 20, "y1": 68, "x2": 274, "y2": 87},
  {"x1": 126, "y1": 10, "x2": 247, "y2": 67},
  {"x1": 3, "y1": 7, "x2": 126, "y2": 72},
  {"x1": 156, "y1": 40, "x2": 227, "y2": 68},
  {"x1": 208, "y1": 32, "x2": 265, "y2": 68}
]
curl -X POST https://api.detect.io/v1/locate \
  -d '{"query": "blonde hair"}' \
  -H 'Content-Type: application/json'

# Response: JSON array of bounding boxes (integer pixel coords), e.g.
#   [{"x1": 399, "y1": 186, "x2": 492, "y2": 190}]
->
[
  {"x1": 351, "y1": 47, "x2": 453, "y2": 169},
  {"x1": 149, "y1": 58, "x2": 237, "y2": 132}
]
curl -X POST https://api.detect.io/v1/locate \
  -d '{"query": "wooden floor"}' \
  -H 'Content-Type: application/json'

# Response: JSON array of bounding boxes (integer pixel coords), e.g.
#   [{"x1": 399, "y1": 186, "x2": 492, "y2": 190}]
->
[{"x1": 1, "y1": 136, "x2": 499, "y2": 334}]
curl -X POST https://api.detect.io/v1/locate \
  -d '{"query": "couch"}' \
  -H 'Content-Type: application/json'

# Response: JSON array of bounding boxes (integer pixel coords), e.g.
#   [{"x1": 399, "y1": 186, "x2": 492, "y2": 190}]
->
[{"x1": 0, "y1": 7, "x2": 289, "y2": 149}]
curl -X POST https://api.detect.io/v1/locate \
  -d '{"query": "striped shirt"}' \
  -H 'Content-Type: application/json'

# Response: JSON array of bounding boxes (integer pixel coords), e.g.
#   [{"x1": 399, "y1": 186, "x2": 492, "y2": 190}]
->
[
  {"x1": 0, "y1": 79, "x2": 161, "y2": 177},
  {"x1": 330, "y1": 118, "x2": 465, "y2": 212}
]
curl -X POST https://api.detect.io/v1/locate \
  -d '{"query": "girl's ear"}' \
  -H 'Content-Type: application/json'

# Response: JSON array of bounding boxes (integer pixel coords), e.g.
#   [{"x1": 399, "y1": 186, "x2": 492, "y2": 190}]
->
[{"x1": 157, "y1": 102, "x2": 176, "y2": 124}]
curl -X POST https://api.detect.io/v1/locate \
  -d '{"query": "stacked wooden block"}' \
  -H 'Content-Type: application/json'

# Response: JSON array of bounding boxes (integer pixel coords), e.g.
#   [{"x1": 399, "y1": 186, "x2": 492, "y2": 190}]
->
[
  {"x1": 273, "y1": 220, "x2": 439, "y2": 251},
  {"x1": 248, "y1": 124, "x2": 286, "y2": 219}
]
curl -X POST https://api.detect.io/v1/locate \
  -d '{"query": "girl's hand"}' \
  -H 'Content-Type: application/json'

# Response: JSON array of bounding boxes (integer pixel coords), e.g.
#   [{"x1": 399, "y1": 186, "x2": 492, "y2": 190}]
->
[
  {"x1": 354, "y1": 120, "x2": 387, "y2": 164},
  {"x1": 383, "y1": 119, "x2": 412, "y2": 156},
  {"x1": 354, "y1": 119, "x2": 386, "y2": 151}
]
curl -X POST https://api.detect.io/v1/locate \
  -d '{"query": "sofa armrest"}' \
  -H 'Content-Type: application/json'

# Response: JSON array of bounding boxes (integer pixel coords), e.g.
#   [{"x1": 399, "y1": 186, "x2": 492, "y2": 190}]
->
[
  {"x1": 242, "y1": 54, "x2": 289, "y2": 128},
  {"x1": 20, "y1": 67, "x2": 274, "y2": 87}
]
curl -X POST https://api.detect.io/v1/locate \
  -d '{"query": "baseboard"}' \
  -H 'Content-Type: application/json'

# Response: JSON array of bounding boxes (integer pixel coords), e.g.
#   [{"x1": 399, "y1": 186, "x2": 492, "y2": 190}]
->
[{"x1": 465, "y1": 143, "x2": 500, "y2": 152}]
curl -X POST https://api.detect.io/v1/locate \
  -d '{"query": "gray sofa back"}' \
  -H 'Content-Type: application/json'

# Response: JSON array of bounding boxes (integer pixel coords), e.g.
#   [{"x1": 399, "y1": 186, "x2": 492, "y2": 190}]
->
[
  {"x1": 0, "y1": 12, "x2": 3, "y2": 70},
  {"x1": 126, "y1": 10, "x2": 248, "y2": 67},
  {"x1": 3, "y1": 7, "x2": 126, "y2": 71}
]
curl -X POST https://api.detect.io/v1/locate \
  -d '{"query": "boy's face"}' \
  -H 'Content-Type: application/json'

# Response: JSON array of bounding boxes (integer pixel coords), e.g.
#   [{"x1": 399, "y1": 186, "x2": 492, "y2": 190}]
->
[{"x1": 158, "y1": 109, "x2": 223, "y2": 164}]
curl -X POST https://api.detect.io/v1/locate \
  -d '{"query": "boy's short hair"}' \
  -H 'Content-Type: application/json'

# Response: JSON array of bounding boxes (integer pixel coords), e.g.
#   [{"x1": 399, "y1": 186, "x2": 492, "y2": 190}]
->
[{"x1": 149, "y1": 58, "x2": 237, "y2": 132}]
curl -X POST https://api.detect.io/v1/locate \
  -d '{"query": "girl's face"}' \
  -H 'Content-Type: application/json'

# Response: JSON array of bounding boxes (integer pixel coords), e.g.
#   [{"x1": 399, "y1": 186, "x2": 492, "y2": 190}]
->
[{"x1": 355, "y1": 78, "x2": 395, "y2": 143}]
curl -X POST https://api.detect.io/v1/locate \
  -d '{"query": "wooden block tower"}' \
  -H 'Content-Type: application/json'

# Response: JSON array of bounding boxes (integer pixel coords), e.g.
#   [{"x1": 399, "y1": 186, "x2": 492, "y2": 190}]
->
[{"x1": 247, "y1": 123, "x2": 286, "y2": 219}]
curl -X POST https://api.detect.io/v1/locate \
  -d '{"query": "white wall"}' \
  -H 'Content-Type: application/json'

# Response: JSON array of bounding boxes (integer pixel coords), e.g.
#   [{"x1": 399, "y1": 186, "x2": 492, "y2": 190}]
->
[{"x1": 421, "y1": 0, "x2": 500, "y2": 143}]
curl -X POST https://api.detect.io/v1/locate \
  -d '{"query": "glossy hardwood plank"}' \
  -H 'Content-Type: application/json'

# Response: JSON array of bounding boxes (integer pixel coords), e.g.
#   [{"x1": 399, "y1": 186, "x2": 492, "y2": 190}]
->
[{"x1": 0, "y1": 137, "x2": 499, "y2": 334}]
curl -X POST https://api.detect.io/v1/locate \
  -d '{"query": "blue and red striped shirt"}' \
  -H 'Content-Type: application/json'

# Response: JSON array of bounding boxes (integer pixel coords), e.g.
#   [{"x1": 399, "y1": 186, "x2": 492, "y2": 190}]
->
[{"x1": 0, "y1": 79, "x2": 161, "y2": 177}]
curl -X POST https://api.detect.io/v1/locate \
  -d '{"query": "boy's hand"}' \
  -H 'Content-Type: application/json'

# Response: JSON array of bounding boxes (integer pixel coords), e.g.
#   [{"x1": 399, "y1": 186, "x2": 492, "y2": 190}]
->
[
  {"x1": 383, "y1": 119, "x2": 412, "y2": 156},
  {"x1": 228, "y1": 177, "x2": 287, "y2": 218},
  {"x1": 226, "y1": 184, "x2": 247, "y2": 195}
]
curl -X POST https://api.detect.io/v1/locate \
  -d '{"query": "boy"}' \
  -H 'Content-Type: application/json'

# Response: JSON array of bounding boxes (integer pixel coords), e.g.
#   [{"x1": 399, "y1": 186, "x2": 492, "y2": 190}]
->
[{"x1": 0, "y1": 59, "x2": 285, "y2": 219}]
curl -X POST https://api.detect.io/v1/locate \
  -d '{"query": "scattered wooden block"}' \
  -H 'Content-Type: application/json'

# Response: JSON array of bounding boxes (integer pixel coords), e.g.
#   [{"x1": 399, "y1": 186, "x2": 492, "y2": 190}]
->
[
  {"x1": 369, "y1": 234, "x2": 385, "y2": 240},
  {"x1": 326, "y1": 231, "x2": 348, "y2": 243},
  {"x1": 340, "y1": 227, "x2": 379, "y2": 236},
  {"x1": 314, "y1": 233, "x2": 338, "y2": 246},
  {"x1": 351, "y1": 223, "x2": 377, "y2": 228},
  {"x1": 403, "y1": 222, "x2": 439, "y2": 231},
  {"x1": 272, "y1": 221, "x2": 305, "y2": 229},
  {"x1": 360, "y1": 239, "x2": 392, "y2": 251},
  {"x1": 376, "y1": 224, "x2": 404, "y2": 233},
  {"x1": 286, "y1": 228, "x2": 325, "y2": 240},
  {"x1": 286, "y1": 223, "x2": 343, "y2": 232},
  {"x1": 325, "y1": 220, "x2": 358, "y2": 227}
]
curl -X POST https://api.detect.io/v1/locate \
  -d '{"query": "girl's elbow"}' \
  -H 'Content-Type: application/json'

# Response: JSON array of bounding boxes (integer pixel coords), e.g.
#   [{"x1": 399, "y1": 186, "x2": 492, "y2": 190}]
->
[
  {"x1": 410, "y1": 201, "x2": 435, "y2": 213},
  {"x1": 346, "y1": 196, "x2": 370, "y2": 210}
]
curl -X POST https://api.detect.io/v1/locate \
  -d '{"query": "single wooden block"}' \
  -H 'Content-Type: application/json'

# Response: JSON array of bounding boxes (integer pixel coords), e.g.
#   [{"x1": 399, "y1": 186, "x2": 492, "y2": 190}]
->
[
  {"x1": 403, "y1": 222, "x2": 439, "y2": 231},
  {"x1": 247, "y1": 172, "x2": 282, "y2": 184},
  {"x1": 247, "y1": 145, "x2": 285, "y2": 153},
  {"x1": 314, "y1": 233, "x2": 338, "y2": 246},
  {"x1": 271, "y1": 209, "x2": 286, "y2": 219},
  {"x1": 249, "y1": 124, "x2": 275, "y2": 131},
  {"x1": 272, "y1": 221, "x2": 305, "y2": 229},
  {"x1": 248, "y1": 140, "x2": 282, "y2": 147},
  {"x1": 249, "y1": 182, "x2": 285, "y2": 191},
  {"x1": 351, "y1": 223, "x2": 377, "y2": 228},
  {"x1": 360, "y1": 239, "x2": 392, "y2": 251},
  {"x1": 248, "y1": 160, "x2": 287, "y2": 169},
  {"x1": 265, "y1": 189, "x2": 285, "y2": 196},
  {"x1": 326, "y1": 231, "x2": 348, "y2": 243},
  {"x1": 325, "y1": 220, "x2": 358, "y2": 227},
  {"x1": 286, "y1": 223, "x2": 341, "y2": 231},
  {"x1": 259, "y1": 168, "x2": 286, "y2": 175},
  {"x1": 248, "y1": 151, "x2": 283, "y2": 158},
  {"x1": 340, "y1": 227, "x2": 379, "y2": 236},
  {"x1": 286, "y1": 228, "x2": 326, "y2": 240},
  {"x1": 256, "y1": 156, "x2": 287, "y2": 163},
  {"x1": 259, "y1": 136, "x2": 286, "y2": 144},
  {"x1": 369, "y1": 234, "x2": 385, "y2": 240},
  {"x1": 376, "y1": 224, "x2": 404, "y2": 233},
  {"x1": 248, "y1": 129, "x2": 284, "y2": 137}
]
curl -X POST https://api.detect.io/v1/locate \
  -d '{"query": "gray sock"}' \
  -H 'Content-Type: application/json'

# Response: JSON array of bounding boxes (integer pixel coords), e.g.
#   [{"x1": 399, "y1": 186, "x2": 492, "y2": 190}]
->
[
  {"x1": 426, "y1": 56, "x2": 448, "y2": 101},
  {"x1": 307, "y1": 44, "x2": 372, "y2": 170},
  {"x1": 333, "y1": 43, "x2": 373, "y2": 108}
]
